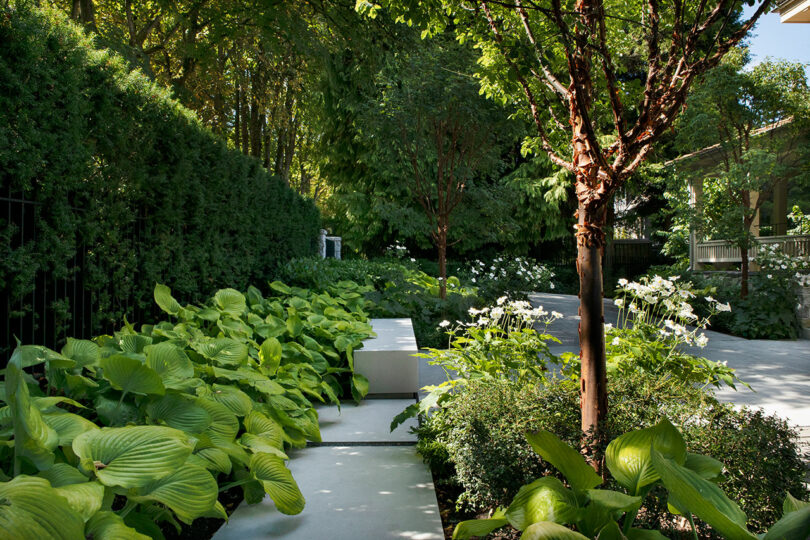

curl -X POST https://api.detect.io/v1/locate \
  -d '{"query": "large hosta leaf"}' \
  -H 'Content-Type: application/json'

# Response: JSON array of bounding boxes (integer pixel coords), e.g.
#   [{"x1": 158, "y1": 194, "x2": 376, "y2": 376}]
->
[
  {"x1": 0, "y1": 476, "x2": 85, "y2": 539},
  {"x1": 6, "y1": 350, "x2": 58, "y2": 469},
  {"x1": 198, "y1": 384, "x2": 253, "y2": 416},
  {"x1": 605, "y1": 418, "x2": 686, "y2": 495},
  {"x1": 764, "y1": 505, "x2": 810, "y2": 540},
  {"x1": 214, "y1": 288, "x2": 247, "y2": 318},
  {"x1": 453, "y1": 509, "x2": 508, "y2": 539},
  {"x1": 520, "y1": 521, "x2": 589, "y2": 540},
  {"x1": 132, "y1": 464, "x2": 218, "y2": 524},
  {"x1": 36, "y1": 463, "x2": 89, "y2": 487},
  {"x1": 505, "y1": 477, "x2": 578, "y2": 530},
  {"x1": 61, "y1": 338, "x2": 100, "y2": 368},
  {"x1": 154, "y1": 284, "x2": 182, "y2": 316},
  {"x1": 145, "y1": 342, "x2": 194, "y2": 388},
  {"x1": 146, "y1": 394, "x2": 212, "y2": 434},
  {"x1": 53, "y1": 481, "x2": 105, "y2": 521},
  {"x1": 244, "y1": 411, "x2": 284, "y2": 449},
  {"x1": 86, "y1": 511, "x2": 151, "y2": 540},
  {"x1": 651, "y1": 449, "x2": 756, "y2": 540},
  {"x1": 193, "y1": 338, "x2": 248, "y2": 366},
  {"x1": 192, "y1": 447, "x2": 233, "y2": 474},
  {"x1": 198, "y1": 398, "x2": 239, "y2": 441},
  {"x1": 42, "y1": 411, "x2": 99, "y2": 445},
  {"x1": 15, "y1": 345, "x2": 75, "y2": 369},
  {"x1": 259, "y1": 338, "x2": 282, "y2": 375},
  {"x1": 73, "y1": 426, "x2": 194, "y2": 488},
  {"x1": 526, "y1": 430, "x2": 602, "y2": 493},
  {"x1": 100, "y1": 355, "x2": 165, "y2": 396},
  {"x1": 250, "y1": 452, "x2": 305, "y2": 515}
]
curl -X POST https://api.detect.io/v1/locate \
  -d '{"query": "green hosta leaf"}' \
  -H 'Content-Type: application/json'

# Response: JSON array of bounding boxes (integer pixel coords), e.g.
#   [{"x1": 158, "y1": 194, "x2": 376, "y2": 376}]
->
[
  {"x1": 146, "y1": 394, "x2": 212, "y2": 434},
  {"x1": 521, "y1": 521, "x2": 589, "y2": 540},
  {"x1": 6, "y1": 350, "x2": 58, "y2": 469},
  {"x1": 33, "y1": 396, "x2": 86, "y2": 411},
  {"x1": 16, "y1": 345, "x2": 76, "y2": 369},
  {"x1": 61, "y1": 338, "x2": 99, "y2": 368},
  {"x1": 269, "y1": 281, "x2": 292, "y2": 295},
  {"x1": 100, "y1": 355, "x2": 165, "y2": 396},
  {"x1": 596, "y1": 520, "x2": 625, "y2": 540},
  {"x1": 73, "y1": 426, "x2": 194, "y2": 489},
  {"x1": 198, "y1": 384, "x2": 253, "y2": 416},
  {"x1": 784, "y1": 492, "x2": 810, "y2": 514},
  {"x1": 526, "y1": 430, "x2": 602, "y2": 493},
  {"x1": 218, "y1": 318, "x2": 253, "y2": 339},
  {"x1": 198, "y1": 398, "x2": 239, "y2": 441},
  {"x1": 245, "y1": 411, "x2": 284, "y2": 448},
  {"x1": 195, "y1": 307, "x2": 220, "y2": 322},
  {"x1": 42, "y1": 411, "x2": 99, "y2": 446},
  {"x1": 505, "y1": 477, "x2": 578, "y2": 530},
  {"x1": 132, "y1": 464, "x2": 218, "y2": 524},
  {"x1": 453, "y1": 511, "x2": 508, "y2": 539},
  {"x1": 154, "y1": 284, "x2": 182, "y2": 316},
  {"x1": 586, "y1": 489, "x2": 642, "y2": 512},
  {"x1": 145, "y1": 342, "x2": 194, "y2": 388},
  {"x1": 36, "y1": 463, "x2": 88, "y2": 487},
  {"x1": 240, "y1": 433, "x2": 289, "y2": 459},
  {"x1": 764, "y1": 505, "x2": 810, "y2": 540},
  {"x1": 259, "y1": 338, "x2": 282, "y2": 375},
  {"x1": 351, "y1": 373, "x2": 369, "y2": 401},
  {"x1": 193, "y1": 447, "x2": 232, "y2": 474},
  {"x1": 286, "y1": 315, "x2": 303, "y2": 337},
  {"x1": 94, "y1": 394, "x2": 140, "y2": 426},
  {"x1": 683, "y1": 452, "x2": 724, "y2": 481},
  {"x1": 250, "y1": 452, "x2": 305, "y2": 515},
  {"x1": 253, "y1": 379, "x2": 286, "y2": 396},
  {"x1": 53, "y1": 480, "x2": 104, "y2": 521},
  {"x1": 193, "y1": 338, "x2": 248, "y2": 367},
  {"x1": 86, "y1": 511, "x2": 151, "y2": 540},
  {"x1": 606, "y1": 418, "x2": 686, "y2": 495},
  {"x1": 651, "y1": 449, "x2": 756, "y2": 540},
  {"x1": 215, "y1": 288, "x2": 247, "y2": 318},
  {"x1": 118, "y1": 334, "x2": 153, "y2": 355},
  {"x1": 0, "y1": 476, "x2": 85, "y2": 539}
]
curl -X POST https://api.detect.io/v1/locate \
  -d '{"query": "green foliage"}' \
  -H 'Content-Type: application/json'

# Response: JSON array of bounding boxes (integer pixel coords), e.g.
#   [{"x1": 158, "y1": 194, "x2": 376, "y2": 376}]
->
[
  {"x1": 280, "y1": 257, "x2": 478, "y2": 348},
  {"x1": 0, "y1": 281, "x2": 374, "y2": 536},
  {"x1": 416, "y1": 373, "x2": 807, "y2": 533},
  {"x1": 450, "y1": 416, "x2": 808, "y2": 539},
  {"x1": 0, "y1": 5, "x2": 320, "y2": 349},
  {"x1": 460, "y1": 257, "x2": 557, "y2": 304}
]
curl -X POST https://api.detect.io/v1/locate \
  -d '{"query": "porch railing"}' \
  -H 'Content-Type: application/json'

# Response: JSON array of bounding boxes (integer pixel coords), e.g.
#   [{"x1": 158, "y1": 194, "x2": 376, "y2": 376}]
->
[{"x1": 695, "y1": 235, "x2": 810, "y2": 263}]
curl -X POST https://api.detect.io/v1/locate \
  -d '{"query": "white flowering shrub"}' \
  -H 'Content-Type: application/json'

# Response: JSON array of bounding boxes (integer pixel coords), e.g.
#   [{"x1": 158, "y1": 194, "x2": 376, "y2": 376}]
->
[
  {"x1": 609, "y1": 275, "x2": 742, "y2": 389},
  {"x1": 464, "y1": 256, "x2": 556, "y2": 302},
  {"x1": 755, "y1": 244, "x2": 810, "y2": 288},
  {"x1": 391, "y1": 298, "x2": 562, "y2": 430}
]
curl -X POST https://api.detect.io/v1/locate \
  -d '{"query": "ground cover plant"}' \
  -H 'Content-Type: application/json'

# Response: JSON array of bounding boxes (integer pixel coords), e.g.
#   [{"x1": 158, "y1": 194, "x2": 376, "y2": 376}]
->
[{"x1": 0, "y1": 281, "x2": 374, "y2": 538}]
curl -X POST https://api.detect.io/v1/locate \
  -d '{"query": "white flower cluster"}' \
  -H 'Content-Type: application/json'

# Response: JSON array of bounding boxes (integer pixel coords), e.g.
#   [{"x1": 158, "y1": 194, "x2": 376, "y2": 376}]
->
[
  {"x1": 755, "y1": 244, "x2": 810, "y2": 287},
  {"x1": 463, "y1": 297, "x2": 561, "y2": 330},
  {"x1": 467, "y1": 256, "x2": 555, "y2": 289},
  {"x1": 384, "y1": 241, "x2": 409, "y2": 259}
]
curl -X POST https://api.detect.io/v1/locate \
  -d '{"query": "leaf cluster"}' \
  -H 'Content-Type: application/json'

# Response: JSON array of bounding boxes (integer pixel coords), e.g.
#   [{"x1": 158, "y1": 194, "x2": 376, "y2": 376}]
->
[{"x1": 0, "y1": 280, "x2": 375, "y2": 537}]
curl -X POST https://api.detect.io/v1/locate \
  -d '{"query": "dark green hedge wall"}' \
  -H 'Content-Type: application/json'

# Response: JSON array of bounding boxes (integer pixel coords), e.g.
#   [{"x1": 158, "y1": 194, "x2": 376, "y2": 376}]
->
[{"x1": 0, "y1": 5, "x2": 319, "y2": 353}]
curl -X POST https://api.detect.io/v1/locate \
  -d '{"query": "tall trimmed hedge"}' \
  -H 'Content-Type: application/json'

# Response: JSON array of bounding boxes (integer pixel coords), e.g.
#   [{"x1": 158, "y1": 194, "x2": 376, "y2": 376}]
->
[{"x1": 0, "y1": 5, "x2": 319, "y2": 352}]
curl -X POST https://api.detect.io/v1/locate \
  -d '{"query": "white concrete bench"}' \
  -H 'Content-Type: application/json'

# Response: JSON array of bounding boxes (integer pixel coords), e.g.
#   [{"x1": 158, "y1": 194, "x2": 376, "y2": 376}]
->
[{"x1": 354, "y1": 318, "x2": 419, "y2": 394}]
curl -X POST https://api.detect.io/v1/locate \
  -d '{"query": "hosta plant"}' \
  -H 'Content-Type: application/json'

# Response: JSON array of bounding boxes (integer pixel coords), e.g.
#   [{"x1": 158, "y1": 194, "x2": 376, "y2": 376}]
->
[
  {"x1": 0, "y1": 280, "x2": 375, "y2": 538},
  {"x1": 453, "y1": 419, "x2": 810, "y2": 539}
]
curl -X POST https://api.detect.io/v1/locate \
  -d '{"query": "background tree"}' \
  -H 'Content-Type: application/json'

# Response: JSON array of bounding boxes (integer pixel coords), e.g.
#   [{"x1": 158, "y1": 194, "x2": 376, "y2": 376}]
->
[
  {"x1": 674, "y1": 52, "x2": 810, "y2": 297},
  {"x1": 362, "y1": 0, "x2": 772, "y2": 459}
]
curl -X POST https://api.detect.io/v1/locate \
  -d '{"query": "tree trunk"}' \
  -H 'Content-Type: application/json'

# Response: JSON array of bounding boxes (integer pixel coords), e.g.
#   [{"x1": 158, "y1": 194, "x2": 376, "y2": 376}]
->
[
  {"x1": 234, "y1": 87, "x2": 242, "y2": 150},
  {"x1": 740, "y1": 244, "x2": 749, "y2": 299},
  {"x1": 576, "y1": 199, "x2": 608, "y2": 464},
  {"x1": 437, "y1": 216, "x2": 448, "y2": 300}
]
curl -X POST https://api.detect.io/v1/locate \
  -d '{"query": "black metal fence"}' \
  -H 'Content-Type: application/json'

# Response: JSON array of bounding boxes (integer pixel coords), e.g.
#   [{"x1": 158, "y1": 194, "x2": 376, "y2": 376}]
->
[{"x1": 1, "y1": 193, "x2": 150, "y2": 364}]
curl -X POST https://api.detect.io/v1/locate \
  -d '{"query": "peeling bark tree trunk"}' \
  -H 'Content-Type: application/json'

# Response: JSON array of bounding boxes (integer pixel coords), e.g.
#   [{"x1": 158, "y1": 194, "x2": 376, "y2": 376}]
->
[
  {"x1": 437, "y1": 216, "x2": 448, "y2": 300},
  {"x1": 740, "y1": 244, "x2": 750, "y2": 299}
]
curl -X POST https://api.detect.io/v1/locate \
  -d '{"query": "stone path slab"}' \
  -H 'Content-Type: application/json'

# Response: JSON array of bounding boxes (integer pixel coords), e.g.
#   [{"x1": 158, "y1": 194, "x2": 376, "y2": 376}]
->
[
  {"x1": 215, "y1": 394, "x2": 442, "y2": 540},
  {"x1": 214, "y1": 445, "x2": 443, "y2": 540},
  {"x1": 317, "y1": 399, "x2": 418, "y2": 443}
]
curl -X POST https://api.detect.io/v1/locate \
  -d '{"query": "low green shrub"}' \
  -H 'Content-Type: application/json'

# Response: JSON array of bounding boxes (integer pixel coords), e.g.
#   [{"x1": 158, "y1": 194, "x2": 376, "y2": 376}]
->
[
  {"x1": 458, "y1": 256, "x2": 556, "y2": 303},
  {"x1": 417, "y1": 373, "x2": 807, "y2": 533}
]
